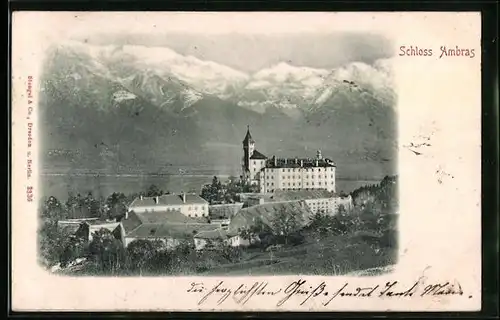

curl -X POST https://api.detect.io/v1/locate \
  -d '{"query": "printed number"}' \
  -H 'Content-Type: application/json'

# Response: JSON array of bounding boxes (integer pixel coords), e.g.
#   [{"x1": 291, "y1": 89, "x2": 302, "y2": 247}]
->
[{"x1": 27, "y1": 186, "x2": 33, "y2": 202}]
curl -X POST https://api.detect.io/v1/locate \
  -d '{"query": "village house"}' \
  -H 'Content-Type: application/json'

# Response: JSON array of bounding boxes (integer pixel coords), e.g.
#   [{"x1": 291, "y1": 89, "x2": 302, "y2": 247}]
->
[
  {"x1": 57, "y1": 217, "x2": 100, "y2": 234},
  {"x1": 271, "y1": 189, "x2": 353, "y2": 215},
  {"x1": 238, "y1": 190, "x2": 353, "y2": 215},
  {"x1": 120, "y1": 209, "x2": 219, "y2": 248},
  {"x1": 127, "y1": 192, "x2": 209, "y2": 218},
  {"x1": 208, "y1": 203, "x2": 244, "y2": 228},
  {"x1": 74, "y1": 219, "x2": 122, "y2": 242},
  {"x1": 193, "y1": 229, "x2": 229, "y2": 250}
]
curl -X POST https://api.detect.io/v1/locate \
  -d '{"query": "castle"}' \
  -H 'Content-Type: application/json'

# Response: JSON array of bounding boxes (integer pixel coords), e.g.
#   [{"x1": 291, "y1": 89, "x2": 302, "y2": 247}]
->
[{"x1": 241, "y1": 126, "x2": 336, "y2": 193}]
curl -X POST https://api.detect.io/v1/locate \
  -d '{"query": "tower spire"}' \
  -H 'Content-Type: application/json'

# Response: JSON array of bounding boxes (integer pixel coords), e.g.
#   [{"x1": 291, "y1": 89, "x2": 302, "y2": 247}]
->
[{"x1": 243, "y1": 124, "x2": 254, "y2": 144}]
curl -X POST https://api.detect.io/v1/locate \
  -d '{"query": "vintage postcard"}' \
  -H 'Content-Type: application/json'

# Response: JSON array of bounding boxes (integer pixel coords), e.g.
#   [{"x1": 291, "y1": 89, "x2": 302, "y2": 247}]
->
[{"x1": 11, "y1": 12, "x2": 482, "y2": 312}]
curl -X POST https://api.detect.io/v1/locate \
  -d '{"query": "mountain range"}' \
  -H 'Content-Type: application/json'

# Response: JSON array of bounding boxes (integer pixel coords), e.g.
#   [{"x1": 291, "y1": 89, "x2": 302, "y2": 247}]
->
[{"x1": 39, "y1": 40, "x2": 397, "y2": 179}]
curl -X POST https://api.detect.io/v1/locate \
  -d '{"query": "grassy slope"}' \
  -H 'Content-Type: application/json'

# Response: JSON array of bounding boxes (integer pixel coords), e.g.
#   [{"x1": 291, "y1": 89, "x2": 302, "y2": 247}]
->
[{"x1": 200, "y1": 230, "x2": 397, "y2": 276}]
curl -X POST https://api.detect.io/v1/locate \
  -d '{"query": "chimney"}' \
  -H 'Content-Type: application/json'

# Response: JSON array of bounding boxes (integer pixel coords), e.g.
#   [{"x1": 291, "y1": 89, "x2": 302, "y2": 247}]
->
[
  {"x1": 273, "y1": 156, "x2": 277, "y2": 166},
  {"x1": 315, "y1": 159, "x2": 319, "y2": 167},
  {"x1": 155, "y1": 196, "x2": 159, "y2": 204},
  {"x1": 294, "y1": 158, "x2": 298, "y2": 164},
  {"x1": 300, "y1": 159, "x2": 303, "y2": 167},
  {"x1": 284, "y1": 158, "x2": 287, "y2": 164},
  {"x1": 140, "y1": 195, "x2": 143, "y2": 201},
  {"x1": 182, "y1": 192, "x2": 186, "y2": 203}
]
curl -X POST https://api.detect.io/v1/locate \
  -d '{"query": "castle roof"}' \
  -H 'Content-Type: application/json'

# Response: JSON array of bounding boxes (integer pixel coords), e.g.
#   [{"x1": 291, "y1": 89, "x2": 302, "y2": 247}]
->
[
  {"x1": 242, "y1": 125, "x2": 255, "y2": 144},
  {"x1": 265, "y1": 157, "x2": 336, "y2": 169},
  {"x1": 250, "y1": 149, "x2": 267, "y2": 160}
]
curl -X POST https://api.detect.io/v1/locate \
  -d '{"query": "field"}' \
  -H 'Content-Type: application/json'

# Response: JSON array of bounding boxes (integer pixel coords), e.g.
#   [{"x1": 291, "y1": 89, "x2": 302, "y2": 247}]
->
[{"x1": 198, "y1": 230, "x2": 397, "y2": 276}]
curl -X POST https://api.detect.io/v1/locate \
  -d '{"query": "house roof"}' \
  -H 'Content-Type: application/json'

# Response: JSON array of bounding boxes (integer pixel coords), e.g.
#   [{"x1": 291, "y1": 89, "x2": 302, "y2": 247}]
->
[
  {"x1": 250, "y1": 149, "x2": 267, "y2": 160},
  {"x1": 227, "y1": 200, "x2": 313, "y2": 234},
  {"x1": 122, "y1": 210, "x2": 219, "y2": 239},
  {"x1": 122, "y1": 210, "x2": 198, "y2": 233},
  {"x1": 194, "y1": 228, "x2": 228, "y2": 240},
  {"x1": 87, "y1": 222, "x2": 121, "y2": 233},
  {"x1": 58, "y1": 223, "x2": 82, "y2": 234},
  {"x1": 84, "y1": 219, "x2": 120, "y2": 226},
  {"x1": 209, "y1": 203, "x2": 244, "y2": 218},
  {"x1": 271, "y1": 189, "x2": 336, "y2": 201},
  {"x1": 126, "y1": 223, "x2": 219, "y2": 239},
  {"x1": 133, "y1": 210, "x2": 197, "y2": 224},
  {"x1": 129, "y1": 193, "x2": 208, "y2": 208}
]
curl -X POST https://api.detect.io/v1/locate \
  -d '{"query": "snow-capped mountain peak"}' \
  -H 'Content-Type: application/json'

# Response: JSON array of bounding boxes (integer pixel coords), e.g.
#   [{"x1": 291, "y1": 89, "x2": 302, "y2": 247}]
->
[
  {"x1": 253, "y1": 62, "x2": 330, "y2": 83},
  {"x1": 54, "y1": 40, "x2": 395, "y2": 113}
]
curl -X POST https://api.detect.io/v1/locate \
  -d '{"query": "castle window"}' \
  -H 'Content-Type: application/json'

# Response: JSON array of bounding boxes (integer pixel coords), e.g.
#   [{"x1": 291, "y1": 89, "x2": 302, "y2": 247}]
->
[
  {"x1": 282, "y1": 169, "x2": 285, "y2": 172},
  {"x1": 331, "y1": 175, "x2": 334, "y2": 178},
  {"x1": 288, "y1": 183, "x2": 290, "y2": 186},
  {"x1": 306, "y1": 175, "x2": 308, "y2": 179},
  {"x1": 288, "y1": 169, "x2": 290, "y2": 172},
  {"x1": 312, "y1": 175, "x2": 315, "y2": 179},
  {"x1": 312, "y1": 182, "x2": 315, "y2": 186},
  {"x1": 253, "y1": 161, "x2": 256, "y2": 165},
  {"x1": 292, "y1": 183, "x2": 295, "y2": 186},
  {"x1": 271, "y1": 182, "x2": 274, "y2": 186},
  {"x1": 306, "y1": 182, "x2": 309, "y2": 186}
]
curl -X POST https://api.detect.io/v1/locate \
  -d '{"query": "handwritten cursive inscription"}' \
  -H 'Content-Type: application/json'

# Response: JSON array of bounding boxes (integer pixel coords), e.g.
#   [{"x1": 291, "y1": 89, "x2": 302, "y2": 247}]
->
[
  {"x1": 187, "y1": 278, "x2": 468, "y2": 308},
  {"x1": 190, "y1": 281, "x2": 282, "y2": 306}
]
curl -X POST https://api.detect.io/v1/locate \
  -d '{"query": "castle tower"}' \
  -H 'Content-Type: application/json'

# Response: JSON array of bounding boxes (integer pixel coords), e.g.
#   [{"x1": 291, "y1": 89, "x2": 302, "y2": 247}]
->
[
  {"x1": 316, "y1": 149, "x2": 323, "y2": 160},
  {"x1": 242, "y1": 125, "x2": 255, "y2": 179}
]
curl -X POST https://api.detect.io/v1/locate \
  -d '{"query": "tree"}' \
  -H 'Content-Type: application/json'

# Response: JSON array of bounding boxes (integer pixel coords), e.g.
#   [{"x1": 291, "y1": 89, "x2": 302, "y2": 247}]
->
[
  {"x1": 126, "y1": 239, "x2": 157, "y2": 275},
  {"x1": 65, "y1": 192, "x2": 83, "y2": 219},
  {"x1": 105, "y1": 192, "x2": 128, "y2": 219},
  {"x1": 146, "y1": 184, "x2": 164, "y2": 197},
  {"x1": 200, "y1": 176, "x2": 225, "y2": 204},
  {"x1": 59, "y1": 236, "x2": 88, "y2": 268},
  {"x1": 38, "y1": 196, "x2": 70, "y2": 267},
  {"x1": 308, "y1": 211, "x2": 330, "y2": 235},
  {"x1": 238, "y1": 227, "x2": 253, "y2": 241},
  {"x1": 270, "y1": 207, "x2": 301, "y2": 245},
  {"x1": 88, "y1": 228, "x2": 125, "y2": 273}
]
